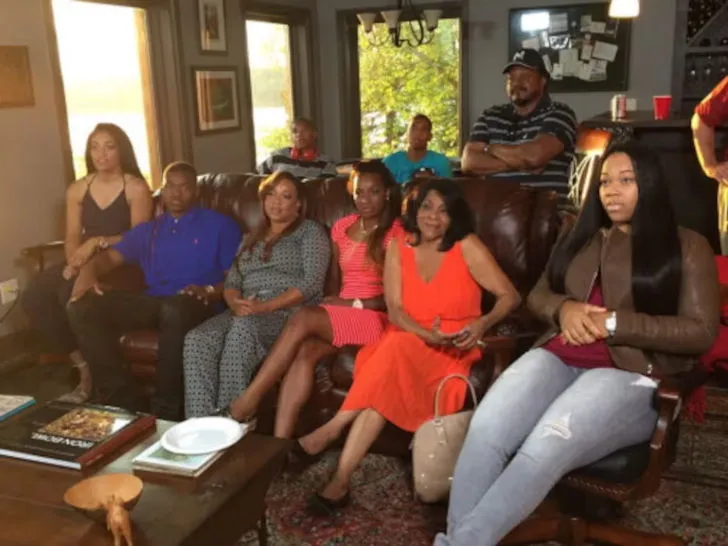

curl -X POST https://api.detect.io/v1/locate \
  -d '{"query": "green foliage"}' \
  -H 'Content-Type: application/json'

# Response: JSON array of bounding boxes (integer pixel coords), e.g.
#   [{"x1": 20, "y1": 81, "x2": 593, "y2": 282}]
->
[
  {"x1": 358, "y1": 19, "x2": 461, "y2": 158},
  {"x1": 259, "y1": 126, "x2": 291, "y2": 154}
]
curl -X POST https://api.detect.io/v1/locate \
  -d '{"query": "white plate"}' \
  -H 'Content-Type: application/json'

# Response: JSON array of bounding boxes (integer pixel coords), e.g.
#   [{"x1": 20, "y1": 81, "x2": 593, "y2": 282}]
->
[{"x1": 160, "y1": 417, "x2": 248, "y2": 455}]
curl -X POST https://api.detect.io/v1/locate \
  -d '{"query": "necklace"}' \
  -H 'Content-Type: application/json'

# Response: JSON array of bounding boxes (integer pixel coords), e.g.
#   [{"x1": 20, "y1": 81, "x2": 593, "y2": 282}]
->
[{"x1": 359, "y1": 217, "x2": 378, "y2": 237}]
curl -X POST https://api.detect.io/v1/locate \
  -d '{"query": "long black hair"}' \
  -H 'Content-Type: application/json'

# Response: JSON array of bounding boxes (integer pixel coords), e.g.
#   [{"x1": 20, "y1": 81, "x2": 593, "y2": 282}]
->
[
  {"x1": 547, "y1": 140, "x2": 682, "y2": 316},
  {"x1": 349, "y1": 160, "x2": 402, "y2": 268},
  {"x1": 408, "y1": 179, "x2": 474, "y2": 251},
  {"x1": 84, "y1": 123, "x2": 144, "y2": 180}
]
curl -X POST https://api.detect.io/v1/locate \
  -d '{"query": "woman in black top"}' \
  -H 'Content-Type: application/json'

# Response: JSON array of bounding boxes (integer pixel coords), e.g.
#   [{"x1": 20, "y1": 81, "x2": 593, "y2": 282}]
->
[{"x1": 23, "y1": 123, "x2": 153, "y2": 402}]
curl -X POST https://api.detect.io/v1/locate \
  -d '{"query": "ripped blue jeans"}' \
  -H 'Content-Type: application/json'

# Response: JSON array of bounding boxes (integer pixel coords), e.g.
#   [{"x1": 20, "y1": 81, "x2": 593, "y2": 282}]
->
[{"x1": 435, "y1": 348, "x2": 659, "y2": 546}]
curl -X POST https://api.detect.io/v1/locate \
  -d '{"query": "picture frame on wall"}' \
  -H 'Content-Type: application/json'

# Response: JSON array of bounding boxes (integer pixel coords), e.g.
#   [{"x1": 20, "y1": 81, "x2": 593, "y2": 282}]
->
[
  {"x1": 192, "y1": 67, "x2": 241, "y2": 134},
  {"x1": 197, "y1": 0, "x2": 227, "y2": 54}
]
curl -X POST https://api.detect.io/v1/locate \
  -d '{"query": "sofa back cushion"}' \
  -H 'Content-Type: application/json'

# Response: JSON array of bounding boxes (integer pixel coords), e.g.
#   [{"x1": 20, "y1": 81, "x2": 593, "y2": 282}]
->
[{"x1": 153, "y1": 173, "x2": 559, "y2": 296}]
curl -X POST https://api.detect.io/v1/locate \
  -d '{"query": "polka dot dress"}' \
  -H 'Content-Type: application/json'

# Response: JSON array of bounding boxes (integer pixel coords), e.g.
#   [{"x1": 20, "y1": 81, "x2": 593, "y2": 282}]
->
[{"x1": 183, "y1": 219, "x2": 330, "y2": 417}]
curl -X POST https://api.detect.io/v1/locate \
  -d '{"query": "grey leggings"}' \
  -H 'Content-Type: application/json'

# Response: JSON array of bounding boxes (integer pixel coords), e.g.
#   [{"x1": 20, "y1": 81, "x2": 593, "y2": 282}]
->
[{"x1": 435, "y1": 348, "x2": 659, "y2": 546}]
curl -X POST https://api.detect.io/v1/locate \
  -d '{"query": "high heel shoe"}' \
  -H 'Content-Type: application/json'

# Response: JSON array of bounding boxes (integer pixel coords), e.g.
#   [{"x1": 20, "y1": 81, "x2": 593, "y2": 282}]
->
[
  {"x1": 306, "y1": 490, "x2": 351, "y2": 517},
  {"x1": 211, "y1": 406, "x2": 257, "y2": 431},
  {"x1": 290, "y1": 439, "x2": 323, "y2": 467}
]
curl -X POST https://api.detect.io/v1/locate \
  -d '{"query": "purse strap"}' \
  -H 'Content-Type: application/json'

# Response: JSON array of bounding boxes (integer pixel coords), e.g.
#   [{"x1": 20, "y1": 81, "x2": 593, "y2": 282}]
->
[{"x1": 433, "y1": 374, "x2": 478, "y2": 419}]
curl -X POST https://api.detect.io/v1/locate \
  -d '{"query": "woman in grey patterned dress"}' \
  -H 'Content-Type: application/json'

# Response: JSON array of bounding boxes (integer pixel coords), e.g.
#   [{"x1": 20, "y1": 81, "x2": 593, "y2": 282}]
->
[{"x1": 183, "y1": 172, "x2": 330, "y2": 417}]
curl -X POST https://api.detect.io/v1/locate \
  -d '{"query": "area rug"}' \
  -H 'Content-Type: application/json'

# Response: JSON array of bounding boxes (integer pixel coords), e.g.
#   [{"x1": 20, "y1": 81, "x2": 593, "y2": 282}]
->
[
  {"x1": 238, "y1": 446, "x2": 728, "y2": 545},
  {"x1": 238, "y1": 390, "x2": 728, "y2": 545}
]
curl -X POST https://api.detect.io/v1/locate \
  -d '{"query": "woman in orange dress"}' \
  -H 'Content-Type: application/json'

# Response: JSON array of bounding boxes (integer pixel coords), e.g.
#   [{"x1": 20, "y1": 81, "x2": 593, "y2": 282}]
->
[{"x1": 297, "y1": 179, "x2": 521, "y2": 515}]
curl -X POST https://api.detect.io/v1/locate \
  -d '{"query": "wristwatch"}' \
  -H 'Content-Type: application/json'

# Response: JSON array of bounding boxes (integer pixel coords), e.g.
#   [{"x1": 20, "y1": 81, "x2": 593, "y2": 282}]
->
[
  {"x1": 97, "y1": 237, "x2": 110, "y2": 251},
  {"x1": 605, "y1": 311, "x2": 617, "y2": 337},
  {"x1": 352, "y1": 298, "x2": 364, "y2": 310}
]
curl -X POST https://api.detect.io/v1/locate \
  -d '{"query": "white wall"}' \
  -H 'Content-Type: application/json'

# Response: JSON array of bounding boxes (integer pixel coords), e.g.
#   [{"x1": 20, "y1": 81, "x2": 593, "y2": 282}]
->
[
  {"x1": 0, "y1": 0, "x2": 67, "y2": 336},
  {"x1": 316, "y1": 0, "x2": 678, "y2": 159}
]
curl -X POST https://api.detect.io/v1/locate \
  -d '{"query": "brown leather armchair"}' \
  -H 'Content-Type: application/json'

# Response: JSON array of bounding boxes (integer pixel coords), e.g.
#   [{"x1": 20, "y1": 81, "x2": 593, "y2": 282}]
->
[{"x1": 117, "y1": 173, "x2": 562, "y2": 455}]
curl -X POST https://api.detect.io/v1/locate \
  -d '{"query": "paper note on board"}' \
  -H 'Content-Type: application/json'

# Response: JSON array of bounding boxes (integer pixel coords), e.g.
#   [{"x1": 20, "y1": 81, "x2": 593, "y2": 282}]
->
[
  {"x1": 551, "y1": 63, "x2": 564, "y2": 80},
  {"x1": 580, "y1": 15, "x2": 592, "y2": 32},
  {"x1": 522, "y1": 37, "x2": 540, "y2": 50},
  {"x1": 581, "y1": 44, "x2": 593, "y2": 61},
  {"x1": 542, "y1": 54, "x2": 553, "y2": 73},
  {"x1": 593, "y1": 41, "x2": 618, "y2": 62},
  {"x1": 590, "y1": 59, "x2": 607, "y2": 81},
  {"x1": 559, "y1": 48, "x2": 579, "y2": 77},
  {"x1": 549, "y1": 13, "x2": 569, "y2": 34},
  {"x1": 578, "y1": 62, "x2": 593, "y2": 81},
  {"x1": 590, "y1": 21, "x2": 606, "y2": 34}
]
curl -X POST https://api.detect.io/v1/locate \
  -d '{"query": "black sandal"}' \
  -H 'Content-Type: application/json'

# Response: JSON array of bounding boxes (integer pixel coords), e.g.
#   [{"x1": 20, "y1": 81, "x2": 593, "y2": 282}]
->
[
  {"x1": 306, "y1": 491, "x2": 351, "y2": 516},
  {"x1": 290, "y1": 439, "x2": 323, "y2": 467}
]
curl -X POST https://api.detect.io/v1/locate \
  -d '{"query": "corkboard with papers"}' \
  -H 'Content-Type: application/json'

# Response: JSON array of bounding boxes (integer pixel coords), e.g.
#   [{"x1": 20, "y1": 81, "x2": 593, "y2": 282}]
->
[{"x1": 508, "y1": 2, "x2": 632, "y2": 93}]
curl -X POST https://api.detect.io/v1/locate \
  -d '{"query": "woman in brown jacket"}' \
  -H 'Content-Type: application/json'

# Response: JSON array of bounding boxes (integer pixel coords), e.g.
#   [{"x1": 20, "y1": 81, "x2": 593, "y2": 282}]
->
[{"x1": 436, "y1": 141, "x2": 720, "y2": 546}]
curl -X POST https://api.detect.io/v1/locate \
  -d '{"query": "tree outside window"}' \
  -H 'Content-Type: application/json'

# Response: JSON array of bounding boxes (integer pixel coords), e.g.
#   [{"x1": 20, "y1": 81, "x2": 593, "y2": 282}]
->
[{"x1": 358, "y1": 19, "x2": 461, "y2": 159}]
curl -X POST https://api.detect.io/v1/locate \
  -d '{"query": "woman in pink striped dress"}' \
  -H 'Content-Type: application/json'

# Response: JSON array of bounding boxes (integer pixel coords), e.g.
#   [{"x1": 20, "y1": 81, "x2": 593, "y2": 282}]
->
[{"x1": 220, "y1": 160, "x2": 403, "y2": 437}]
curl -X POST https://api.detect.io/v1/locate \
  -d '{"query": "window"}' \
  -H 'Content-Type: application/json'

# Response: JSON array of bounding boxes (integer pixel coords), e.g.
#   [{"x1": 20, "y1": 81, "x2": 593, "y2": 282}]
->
[
  {"x1": 357, "y1": 17, "x2": 462, "y2": 159},
  {"x1": 245, "y1": 20, "x2": 295, "y2": 165},
  {"x1": 52, "y1": 0, "x2": 161, "y2": 185}
]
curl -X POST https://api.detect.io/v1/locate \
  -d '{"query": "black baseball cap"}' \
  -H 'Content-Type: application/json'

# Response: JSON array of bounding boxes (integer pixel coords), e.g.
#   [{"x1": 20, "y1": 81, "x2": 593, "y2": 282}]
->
[{"x1": 503, "y1": 48, "x2": 550, "y2": 79}]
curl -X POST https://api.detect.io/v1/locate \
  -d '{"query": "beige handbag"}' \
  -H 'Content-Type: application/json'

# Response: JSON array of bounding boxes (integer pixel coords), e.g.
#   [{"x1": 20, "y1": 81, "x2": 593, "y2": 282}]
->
[{"x1": 411, "y1": 373, "x2": 478, "y2": 503}]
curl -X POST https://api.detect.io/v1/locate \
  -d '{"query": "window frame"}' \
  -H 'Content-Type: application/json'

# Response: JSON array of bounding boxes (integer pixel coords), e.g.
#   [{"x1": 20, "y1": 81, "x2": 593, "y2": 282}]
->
[
  {"x1": 337, "y1": 1, "x2": 469, "y2": 160},
  {"x1": 241, "y1": 1, "x2": 322, "y2": 162},
  {"x1": 44, "y1": 0, "x2": 186, "y2": 188}
]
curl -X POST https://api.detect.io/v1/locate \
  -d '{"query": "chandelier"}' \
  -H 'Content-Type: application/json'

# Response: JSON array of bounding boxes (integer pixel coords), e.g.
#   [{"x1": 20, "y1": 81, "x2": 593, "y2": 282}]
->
[{"x1": 357, "y1": 0, "x2": 443, "y2": 48}]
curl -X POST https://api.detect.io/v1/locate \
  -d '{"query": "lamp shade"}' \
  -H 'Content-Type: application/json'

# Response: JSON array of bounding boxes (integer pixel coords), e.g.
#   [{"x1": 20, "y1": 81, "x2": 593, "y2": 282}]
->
[
  {"x1": 422, "y1": 9, "x2": 443, "y2": 31},
  {"x1": 608, "y1": 0, "x2": 639, "y2": 18},
  {"x1": 381, "y1": 9, "x2": 402, "y2": 30},
  {"x1": 357, "y1": 12, "x2": 377, "y2": 33}
]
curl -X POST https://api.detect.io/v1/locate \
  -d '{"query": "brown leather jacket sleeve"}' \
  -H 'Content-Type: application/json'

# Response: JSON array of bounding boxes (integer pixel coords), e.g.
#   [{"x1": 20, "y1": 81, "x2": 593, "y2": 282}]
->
[
  {"x1": 611, "y1": 231, "x2": 719, "y2": 355},
  {"x1": 527, "y1": 270, "x2": 571, "y2": 327}
]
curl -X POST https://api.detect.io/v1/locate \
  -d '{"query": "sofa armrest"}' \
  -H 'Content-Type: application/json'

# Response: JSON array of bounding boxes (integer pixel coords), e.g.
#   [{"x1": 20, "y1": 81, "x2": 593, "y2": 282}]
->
[
  {"x1": 22, "y1": 240, "x2": 65, "y2": 271},
  {"x1": 481, "y1": 334, "x2": 517, "y2": 387},
  {"x1": 635, "y1": 384, "x2": 681, "y2": 497}
]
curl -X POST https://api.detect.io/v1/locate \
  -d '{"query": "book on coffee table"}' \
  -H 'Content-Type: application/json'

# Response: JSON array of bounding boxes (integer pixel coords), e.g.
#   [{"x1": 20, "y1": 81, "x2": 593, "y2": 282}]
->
[
  {"x1": 0, "y1": 395, "x2": 35, "y2": 423},
  {"x1": 0, "y1": 401, "x2": 156, "y2": 469},
  {"x1": 132, "y1": 439, "x2": 224, "y2": 477}
]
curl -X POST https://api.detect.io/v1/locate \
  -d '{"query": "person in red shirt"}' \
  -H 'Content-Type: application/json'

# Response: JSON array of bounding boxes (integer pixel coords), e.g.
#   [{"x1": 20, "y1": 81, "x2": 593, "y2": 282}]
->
[{"x1": 692, "y1": 76, "x2": 728, "y2": 254}]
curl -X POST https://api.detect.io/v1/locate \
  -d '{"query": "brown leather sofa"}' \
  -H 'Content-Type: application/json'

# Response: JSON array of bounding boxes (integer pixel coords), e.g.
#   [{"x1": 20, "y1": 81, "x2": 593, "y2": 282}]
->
[{"x1": 119, "y1": 173, "x2": 561, "y2": 455}]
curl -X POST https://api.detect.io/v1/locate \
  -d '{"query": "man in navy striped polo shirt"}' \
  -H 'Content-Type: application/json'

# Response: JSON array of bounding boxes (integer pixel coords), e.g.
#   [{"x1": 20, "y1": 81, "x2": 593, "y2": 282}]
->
[{"x1": 461, "y1": 49, "x2": 577, "y2": 208}]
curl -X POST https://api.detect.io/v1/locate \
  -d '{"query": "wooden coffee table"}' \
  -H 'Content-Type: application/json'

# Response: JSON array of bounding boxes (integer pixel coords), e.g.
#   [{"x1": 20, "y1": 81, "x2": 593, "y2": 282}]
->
[{"x1": 0, "y1": 421, "x2": 290, "y2": 546}]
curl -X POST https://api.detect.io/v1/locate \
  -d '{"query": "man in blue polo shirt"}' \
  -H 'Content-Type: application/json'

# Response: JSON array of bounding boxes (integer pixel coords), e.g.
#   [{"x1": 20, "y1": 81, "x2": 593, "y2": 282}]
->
[
  {"x1": 383, "y1": 114, "x2": 453, "y2": 184},
  {"x1": 68, "y1": 161, "x2": 241, "y2": 419},
  {"x1": 462, "y1": 49, "x2": 577, "y2": 209}
]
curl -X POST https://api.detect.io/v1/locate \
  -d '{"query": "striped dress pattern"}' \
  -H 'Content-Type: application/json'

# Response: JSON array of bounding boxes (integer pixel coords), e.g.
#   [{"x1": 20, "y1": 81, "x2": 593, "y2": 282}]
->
[{"x1": 321, "y1": 214, "x2": 403, "y2": 347}]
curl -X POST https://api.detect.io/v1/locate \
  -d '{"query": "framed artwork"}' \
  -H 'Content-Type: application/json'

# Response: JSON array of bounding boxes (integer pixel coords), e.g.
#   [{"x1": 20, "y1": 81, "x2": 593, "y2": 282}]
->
[
  {"x1": 0, "y1": 46, "x2": 35, "y2": 108},
  {"x1": 192, "y1": 67, "x2": 241, "y2": 134},
  {"x1": 508, "y1": 2, "x2": 632, "y2": 93},
  {"x1": 198, "y1": 0, "x2": 228, "y2": 54}
]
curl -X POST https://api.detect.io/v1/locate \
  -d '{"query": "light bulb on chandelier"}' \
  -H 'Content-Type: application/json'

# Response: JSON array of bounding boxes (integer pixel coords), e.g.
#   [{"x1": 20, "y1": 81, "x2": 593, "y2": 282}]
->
[{"x1": 357, "y1": 0, "x2": 442, "y2": 48}]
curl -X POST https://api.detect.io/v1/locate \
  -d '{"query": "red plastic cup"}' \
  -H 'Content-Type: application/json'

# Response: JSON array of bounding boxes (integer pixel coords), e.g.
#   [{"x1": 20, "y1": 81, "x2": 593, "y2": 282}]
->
[{"x1": 653, "y1": 95, "x2": 672, "y2": 120}]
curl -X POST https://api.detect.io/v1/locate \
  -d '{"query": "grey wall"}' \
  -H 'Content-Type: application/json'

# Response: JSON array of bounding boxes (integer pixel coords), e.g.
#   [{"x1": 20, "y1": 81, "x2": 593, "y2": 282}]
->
[
  {"x1": 176, "y1": 0, "x2": 255, "y2": 172},
  {"x1": 176, "y1": 0, "x2": 319, "y2": 172},
  {"x1": 0, "y1": 0, "x2": 67, "y2": 336},
  {"x1": 316, "y1": 0, "x2": 678, "y2": 159}
]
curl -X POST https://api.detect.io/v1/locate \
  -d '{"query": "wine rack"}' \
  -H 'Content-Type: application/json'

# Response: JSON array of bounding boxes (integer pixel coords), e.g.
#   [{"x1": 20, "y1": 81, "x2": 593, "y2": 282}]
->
[{"x1": 672, "y1": 0, "x2": 728, "y2": 113}]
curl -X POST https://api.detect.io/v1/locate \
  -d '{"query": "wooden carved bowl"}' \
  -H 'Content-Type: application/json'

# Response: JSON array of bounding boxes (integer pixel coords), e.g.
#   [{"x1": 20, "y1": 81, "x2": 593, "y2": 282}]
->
[{"x1": 64, "y1": 473, "x2": 143, "y2": 524}]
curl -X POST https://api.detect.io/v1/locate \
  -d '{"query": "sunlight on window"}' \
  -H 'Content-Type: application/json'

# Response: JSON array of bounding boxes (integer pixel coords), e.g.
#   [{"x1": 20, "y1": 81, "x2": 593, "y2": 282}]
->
[
  {"x1": 52, "y1": 0, "x2": 158, "y2": 185},
  {"x1": 246, "y1": 20, "x2": 294, "y2": 165},
  {"x1": 358, "y1": 19, "x2": 461, "y2": 159}
]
